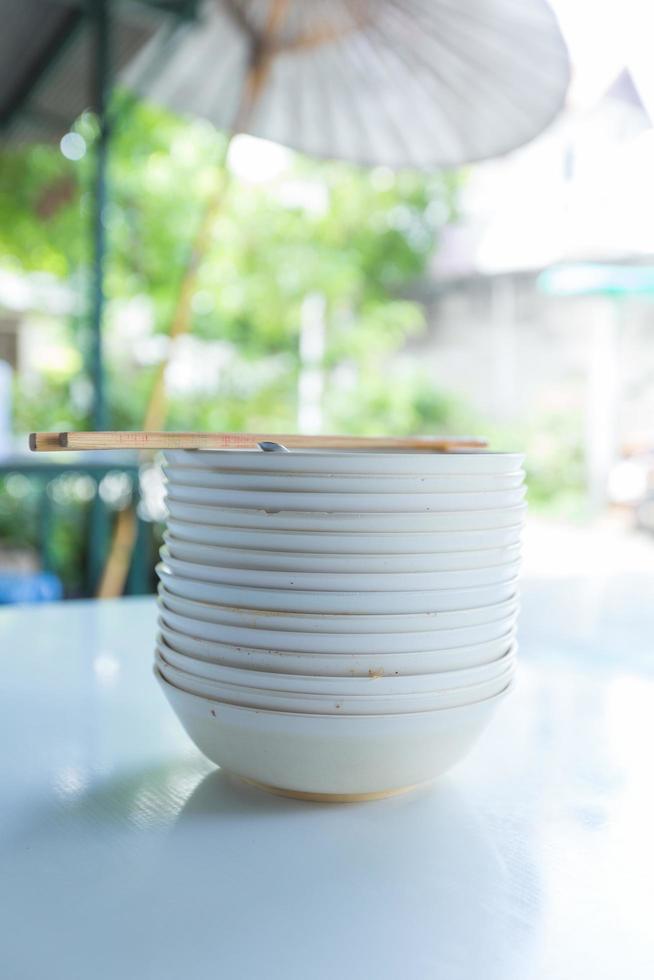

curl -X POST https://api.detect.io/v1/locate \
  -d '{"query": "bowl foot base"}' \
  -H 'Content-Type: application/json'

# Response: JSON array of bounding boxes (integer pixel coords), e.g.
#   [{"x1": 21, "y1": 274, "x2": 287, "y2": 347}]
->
[{"x1": 236, "y1": 775, "x2": 431, "y2": 803}]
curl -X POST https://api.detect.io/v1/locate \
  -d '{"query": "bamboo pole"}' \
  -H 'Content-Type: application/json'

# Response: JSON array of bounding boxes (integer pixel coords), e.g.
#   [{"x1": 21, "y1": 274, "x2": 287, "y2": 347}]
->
[
  {"x1": 141, "y1": 0, "x2": 287, "y2": 433},
  {"x1": 97, "y1": 0, "x2": 290, "y2": 598}
]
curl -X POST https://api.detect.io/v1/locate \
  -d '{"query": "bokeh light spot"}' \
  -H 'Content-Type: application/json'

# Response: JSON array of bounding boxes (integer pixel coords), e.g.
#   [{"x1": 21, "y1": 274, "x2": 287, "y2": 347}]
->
[{"x1": 60, "y1": 132, "x2": 86, "y2": 161}]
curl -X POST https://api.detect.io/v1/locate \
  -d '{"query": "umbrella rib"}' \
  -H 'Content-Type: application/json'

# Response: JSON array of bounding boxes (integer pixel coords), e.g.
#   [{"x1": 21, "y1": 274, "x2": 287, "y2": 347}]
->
[
  {"x1": 411, "y1": 0, "x2": 563, "y2": 41},
  {"x1": 348, "y1": 22, "x2": 446, "y2": 166},
  {"x1": 291, "y1": 37, "x2": 320, "y2": 158},
  {"x1": 298, "y1": 46, "x2": 347, "y2": 162},
  {"x1": 411, "y1": 0, "x2": 569, "y2": 110},
  {"x1": 222, "y1": 0, "x2": 257, "y2": 41},
  {"x1": 132, "y1": 0, "x2": 569, "y2": 168},
  {"x1": 315, "y1": 33, "x2": 394, "y2": 165},
  {"x1": 372, "y1": 12, "x2": 480, "y2": 163},
  {"x1": 370, "y1": 6, "x2": 480, "y2": 162},
  {"x1": 279, "y1": 0, "x2": 370, "y2": 55},
  {"x1": 384, "y1": 0, "x2": 559, "y2": 147},
  {"x1": 299, "y1": 3, "x2": 359, "y2": 161},
  {"x1": 343, "y1": 29, "x2": 418, "y2": 165},
  {"x1": 406, "y1": 0, "x2": 568, "y2": 93},
  {"x1": 321, "y1": 42, "x2": 370, "y2": 164}
]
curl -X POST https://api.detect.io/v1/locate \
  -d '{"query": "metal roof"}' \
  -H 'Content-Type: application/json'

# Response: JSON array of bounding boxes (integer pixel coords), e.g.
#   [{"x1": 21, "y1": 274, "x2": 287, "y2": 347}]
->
[{"x1": 0, "y1": 0, "x2": 192, "y2": 143}]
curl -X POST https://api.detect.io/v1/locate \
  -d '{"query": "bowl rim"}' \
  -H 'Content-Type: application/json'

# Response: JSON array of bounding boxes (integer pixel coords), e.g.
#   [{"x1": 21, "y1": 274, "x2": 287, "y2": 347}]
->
[
  {"x1": 164, "y1": 487, "x2": 527, "y2": 505},
  {"x1": 154, "y1": 650, "x2": 516, "y2": 711},
  {"x1": 161, "y1": 529, "x2": 523, "y2": 561},
  {"x1": 163, "y1": 463, "x2": 526, "y2": 482},
  {"x1": 159, "y1": 547, "x2": 522, "y2": 577},
  {"x1": 156, "y1": 580, "x2": 520, "y2": 622},
  {"x1": 163, "y1": 449, "x2": 525, "y2": 461},
  {"x1": 164, "y1": 498, "x2": 529, "y2": 521},
  {"x1": 157, "y1": 614, "x2": 520, "y2": 663},
  {"x1": 162, "y1": 505, "x2": 529, "y2": 539},
  {"x1": 157, "y1": 561, "x2": 521, "y2": 599},
  {"x1": 157, "y1": 605, "x2": 518, "y2": 659},
  {"x1": 155, "y1": 635, "x2": 517, "y2": 684},
  {"x1": 163, "y1": 515, "x2": 527, "y2": 544},
  {"x1": 154, "y1": 663, "x2": 515, "y2": 718},
  {"x1": 163, "y1": 478, "x2": 527, "y2": 500}
]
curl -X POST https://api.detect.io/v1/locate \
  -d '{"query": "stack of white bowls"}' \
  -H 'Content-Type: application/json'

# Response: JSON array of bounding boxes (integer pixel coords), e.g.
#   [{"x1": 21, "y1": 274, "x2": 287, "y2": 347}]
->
[{"x1": 155, "y1": 447, "x2": 526, "y2": 801}]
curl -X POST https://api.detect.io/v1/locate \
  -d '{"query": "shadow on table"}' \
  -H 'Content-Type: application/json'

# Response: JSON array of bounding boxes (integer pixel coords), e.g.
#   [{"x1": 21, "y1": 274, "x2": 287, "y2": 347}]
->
[
  {"x1": 152, "y1": 768, "x2": 536, "y2": 979},
  {"x1": 2, "y1": 759, "x2": 541, "y2": 979}
]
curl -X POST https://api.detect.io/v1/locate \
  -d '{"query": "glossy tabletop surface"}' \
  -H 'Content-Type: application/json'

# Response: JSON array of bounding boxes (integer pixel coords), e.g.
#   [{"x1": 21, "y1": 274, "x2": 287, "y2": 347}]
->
[{"x1": 1, "y1": 573, "x2": 653, "y2": 979}]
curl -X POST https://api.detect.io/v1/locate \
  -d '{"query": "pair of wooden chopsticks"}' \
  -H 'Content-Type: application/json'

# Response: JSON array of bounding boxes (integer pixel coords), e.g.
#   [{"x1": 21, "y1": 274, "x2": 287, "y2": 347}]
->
[{"x1": 29, "y1": 431, "x2": 488, "y2": 453}]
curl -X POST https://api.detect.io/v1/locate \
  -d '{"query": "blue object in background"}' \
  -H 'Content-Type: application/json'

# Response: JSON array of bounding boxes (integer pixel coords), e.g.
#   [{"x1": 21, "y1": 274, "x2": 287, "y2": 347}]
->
[{"x1": 0, "y1": 572, "x2": 64, "y2": 605}]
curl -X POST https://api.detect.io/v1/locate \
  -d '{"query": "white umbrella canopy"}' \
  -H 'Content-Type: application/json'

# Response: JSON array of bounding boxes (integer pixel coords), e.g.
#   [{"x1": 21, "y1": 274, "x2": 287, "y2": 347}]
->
[{"x1": 126, "y1": 0, "x2": 570, "y2": 168}]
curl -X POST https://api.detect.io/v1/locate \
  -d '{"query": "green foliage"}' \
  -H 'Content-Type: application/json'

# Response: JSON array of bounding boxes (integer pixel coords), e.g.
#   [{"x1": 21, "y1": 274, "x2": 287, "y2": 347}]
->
[
  {"x1": 323, "y1": 362, "x2": 475, "y2": 437},
  {"x1": 1, "y1": 95, "x2": 463, "y2": 438},
  {"x1": 0, "y1": 95, "x2": 586, "y2": 595},
  {"x1": 0, "y1": 474, "x2": 85, "y2": 595},
  {"x1": 0, "y1": 146, "x2": 82, "y2": 276},
  {"x1": 521, "y1": 412, "x2": 587, "y2": 516},
  {"x1": 483, "y1": 411, "x2": 587, "y2": 518},
  {"x1": 0, "y1": 96, "x2": 470, "y2": 590}
]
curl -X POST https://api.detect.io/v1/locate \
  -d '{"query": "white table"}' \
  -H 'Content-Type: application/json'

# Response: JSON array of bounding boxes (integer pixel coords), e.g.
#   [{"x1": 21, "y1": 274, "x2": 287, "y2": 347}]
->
[{"x1": 2, "y1": 583, "x2": 653, "y2": 980}]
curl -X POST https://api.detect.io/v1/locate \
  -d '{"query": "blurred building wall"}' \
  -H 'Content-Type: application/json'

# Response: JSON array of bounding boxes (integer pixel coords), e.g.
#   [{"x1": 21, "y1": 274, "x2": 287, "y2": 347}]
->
[{"x1": 409, "y1": 273, "x2": 654, "y2": 505}]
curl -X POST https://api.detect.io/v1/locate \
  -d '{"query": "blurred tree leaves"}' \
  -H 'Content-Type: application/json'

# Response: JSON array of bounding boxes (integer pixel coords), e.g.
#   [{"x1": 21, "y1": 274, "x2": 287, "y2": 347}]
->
[{"x1": 0, "y1": 94, "x2": 466, "y2": 436}]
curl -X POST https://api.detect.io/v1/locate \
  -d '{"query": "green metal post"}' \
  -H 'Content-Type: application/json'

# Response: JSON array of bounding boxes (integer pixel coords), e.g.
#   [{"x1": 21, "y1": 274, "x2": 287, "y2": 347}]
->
[
  {"x1": 37, "y1": 482, "x2": 55, "y2": 574},
  {"x1": 89, "y1": 0, "x2": 110, "y2": 431},
  {"x1": 87, "y1": 0, "x2": 111, "y2": 592},
  {"x1": 126, "y1": 481, "x2": 152, "y2": 596}
]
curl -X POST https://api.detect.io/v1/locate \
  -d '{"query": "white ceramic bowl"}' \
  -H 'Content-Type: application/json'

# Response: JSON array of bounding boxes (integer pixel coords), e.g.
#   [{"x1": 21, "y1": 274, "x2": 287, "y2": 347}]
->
[
  {"x1": 158, "y1": 598, "x2": 518, "y2": 653},
  {"x1": 157, "y1": 584, "x2": 519, "y2": 637},
  {"x1": 156, "y1": 636, "x2": 515, "y2": 692},
  {"x1": 158, "y1": 594, "x2": 519, "y2": 655},
  {"x1": 163, "y1": 449, "x2": 524, "y2": 475},
  {"x1": 158, "y1": 622, "x2": 516, "y2": 675},
  {"x1": 156, "y1": 667, "x2": 513, "y2": 798},
  {"x1": 159, "y1": 552, "x2": 521, "y2": 593},
  {"x1": 159, "y1": 625, "x2": 516, "y2": 677},
  {"x1": 155, "y1": 646, "x2": 515, "y2": 714},
  {"x1": 166, "y1": 516, "x2": 524, "y2": 554},
  {"x1": 157, "y1": 563, "x2": 518, "y2": 614},
  {"x1": 164, "y1": 498, "x2": 527, "y2": 532},
  {"x1": 163, "y1": 533, "x2": 522, "y2": 573},
  {"x1": 165, "y1": 483, "x2": 526, "y2": 513},
  {"x1": 163, "y1": 463, "x2": 525, "y2": 493}
]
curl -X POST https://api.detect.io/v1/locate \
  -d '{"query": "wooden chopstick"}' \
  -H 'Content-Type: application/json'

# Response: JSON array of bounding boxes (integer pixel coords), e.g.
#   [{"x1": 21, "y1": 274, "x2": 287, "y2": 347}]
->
[
  {"x1": 28, "y1": 432, "x2": 70, "y2": 452},
  {"x1": 29, "y1": 431, "x2": 488, "y2": 453}
]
